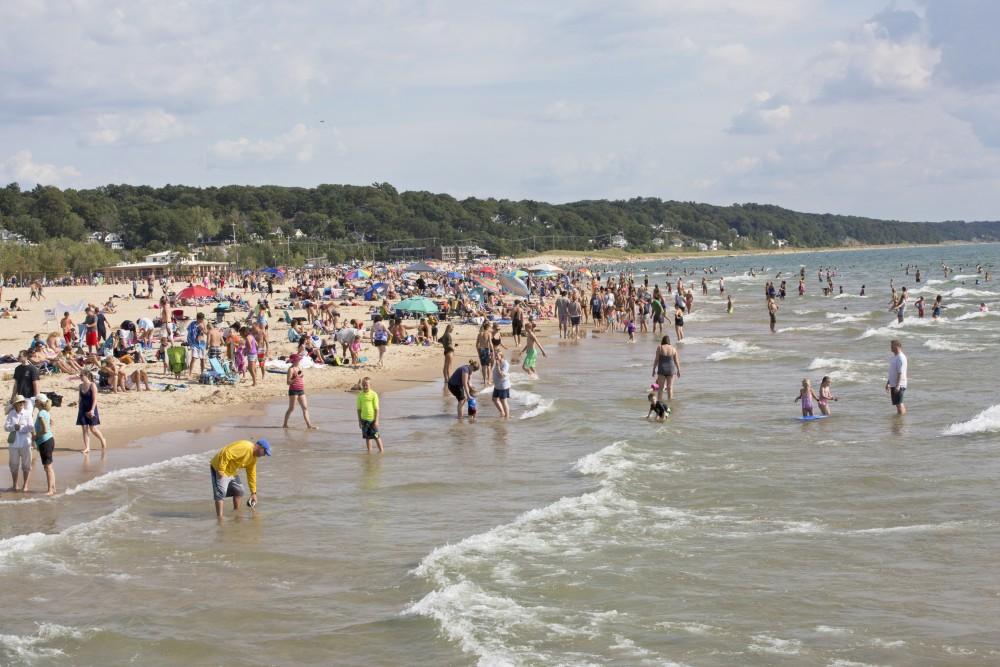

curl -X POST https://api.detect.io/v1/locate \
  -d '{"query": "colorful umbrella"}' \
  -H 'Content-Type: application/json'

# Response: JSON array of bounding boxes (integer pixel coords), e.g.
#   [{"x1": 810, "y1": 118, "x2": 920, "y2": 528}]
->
[
  {"x1": 476, "y1": 266, "x2": 497, "y2": 275},
  {"x1": 393, "y1": 296, "x2": 439, "y2": 314},
  {"x1": 346, "y1": 268, "x2": 371, "y2": 280},
  {"x1": 476, "y1": 277, "x2": 501, "y2": 293},
  {"x1": 177, "y1": 285, "x2": 215, "y2": 299},
  {"x1": 513, "y1": 269, "x2": 528, "y2": 278}
]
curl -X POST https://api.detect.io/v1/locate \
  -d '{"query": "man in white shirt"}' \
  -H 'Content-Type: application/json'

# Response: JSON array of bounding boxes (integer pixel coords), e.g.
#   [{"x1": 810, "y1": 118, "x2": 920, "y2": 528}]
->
[{"x1": 885, "y1": 339, "x2": 908, "y2": 415}]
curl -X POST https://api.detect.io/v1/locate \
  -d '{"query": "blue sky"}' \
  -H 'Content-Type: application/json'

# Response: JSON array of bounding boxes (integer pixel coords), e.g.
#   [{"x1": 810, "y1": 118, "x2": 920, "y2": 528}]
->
[{"x1": 1, "y1": 0, "x2": 997, "y2": 221}]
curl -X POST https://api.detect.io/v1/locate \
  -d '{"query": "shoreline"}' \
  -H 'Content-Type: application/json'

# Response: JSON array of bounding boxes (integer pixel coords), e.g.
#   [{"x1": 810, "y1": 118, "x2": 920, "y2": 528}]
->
[{"x1": 516, "y1": 240, "x2": 994, "y2": 265}]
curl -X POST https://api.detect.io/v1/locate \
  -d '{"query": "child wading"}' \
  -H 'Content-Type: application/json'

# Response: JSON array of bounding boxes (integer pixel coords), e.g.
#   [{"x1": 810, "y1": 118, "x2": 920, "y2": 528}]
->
[
  {"x1": 356, "y1": 377, "x2": 384, "y2": 453},
  {"x1": 795, "y1": 378, "x2": 820, "y2": 417}
]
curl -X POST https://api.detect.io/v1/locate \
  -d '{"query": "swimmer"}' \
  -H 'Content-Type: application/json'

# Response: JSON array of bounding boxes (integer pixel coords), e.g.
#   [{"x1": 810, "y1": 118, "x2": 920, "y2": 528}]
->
[
  {"x1": 794, "y1": 378, "x2": 819, "y2": 417},
  {"x1": 726, "y1": 295, "x2": 733, "y2": 314},
  {"x1": 817, "y1": 376, "x2": 838, "y2": 416},
  {"x1": 932, "y1": 294, "x2": 943, "y2": 319}
]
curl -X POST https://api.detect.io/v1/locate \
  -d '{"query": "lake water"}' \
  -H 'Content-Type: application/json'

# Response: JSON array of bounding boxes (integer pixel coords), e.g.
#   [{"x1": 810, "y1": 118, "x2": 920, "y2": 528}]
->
[{"x1": 3, "y1": 244, "x2": 999, "y2": 666}]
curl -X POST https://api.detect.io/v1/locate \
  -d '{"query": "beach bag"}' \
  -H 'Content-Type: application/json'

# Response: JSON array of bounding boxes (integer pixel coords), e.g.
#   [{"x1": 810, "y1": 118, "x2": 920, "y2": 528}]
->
[{"x1": 48, "y1": 392, "x2": 63, "y2": 408}]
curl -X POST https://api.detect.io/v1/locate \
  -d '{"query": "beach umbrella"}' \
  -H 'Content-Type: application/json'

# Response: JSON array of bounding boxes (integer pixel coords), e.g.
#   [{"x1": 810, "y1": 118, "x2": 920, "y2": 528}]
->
[
  {"x1": 405, "y1": 261, "x2": 440, "y2": 273},
  {"x1": 577, "y1": 267, "x2": 592, "y2": 276},
  {"x1": 534, "y1": 270, "x2": 557, "y2": 277},
  {"x1": 177, "y1": 285, "x2": 215, "y2": 299},
  {"x1": 476, "y1": 265, "x2": 497, "y2": 275},
  {"x1": 476, "y1": 277, "x2": 500, "y2": 293},
  {"x1": 500, "y1": 272, "x2": 530, "y2": 298},
  {"x1": 261, "y1": 267, "x2": 285, "y2": 277},
  {"x1": 446, "y1": 271, "x2": 464, "y2": 279},
  {"x1": 528, "y1": 263, "x2": 564, "y2": 273},
  {"x1": 346, "y1": 268, "x2": 371, "y2": 280},
  {"x1": 513, "y1": 269, "x2": 528, "y2": 278},
  {"x1": 393, "y1": 296, "x2": 439, "y2": 314}
]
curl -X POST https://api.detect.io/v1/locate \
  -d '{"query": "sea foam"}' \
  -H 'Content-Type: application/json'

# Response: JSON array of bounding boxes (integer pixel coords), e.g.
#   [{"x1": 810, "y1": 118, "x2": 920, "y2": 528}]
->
[
  {"x1": 942, "y1": 404, "x2": 1000, "y2": 436},
  {"x1": 64, "y1": 453, "x2": 207, "y2": 496}
]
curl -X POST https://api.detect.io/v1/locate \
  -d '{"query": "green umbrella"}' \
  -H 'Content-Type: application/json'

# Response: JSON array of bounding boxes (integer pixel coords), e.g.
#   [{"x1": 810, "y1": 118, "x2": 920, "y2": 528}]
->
[{"x1": 393, "y1": 296, "x2": 439, "y2": 314}]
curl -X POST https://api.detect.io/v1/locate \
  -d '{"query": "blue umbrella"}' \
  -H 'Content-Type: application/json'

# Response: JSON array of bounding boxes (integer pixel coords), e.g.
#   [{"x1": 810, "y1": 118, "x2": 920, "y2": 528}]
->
[
  {"x1": 446, "y1": 271, "x2": 464, "y2": 279},
  {"x1": 261, "y1": 267, "x2": 285, "y2": 277}
]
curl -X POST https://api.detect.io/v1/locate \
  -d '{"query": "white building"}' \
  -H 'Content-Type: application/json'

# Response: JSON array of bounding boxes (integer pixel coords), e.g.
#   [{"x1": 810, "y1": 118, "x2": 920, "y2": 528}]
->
[{"x1": 608, "y1": 232, "x2": 628, "y2": 249}]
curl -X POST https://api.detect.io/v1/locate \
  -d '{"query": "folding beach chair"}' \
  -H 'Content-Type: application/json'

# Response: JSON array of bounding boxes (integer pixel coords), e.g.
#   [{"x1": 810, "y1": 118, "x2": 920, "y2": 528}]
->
[{"x1": 208, "y1": 356, "x2": 238, "y2": 384}]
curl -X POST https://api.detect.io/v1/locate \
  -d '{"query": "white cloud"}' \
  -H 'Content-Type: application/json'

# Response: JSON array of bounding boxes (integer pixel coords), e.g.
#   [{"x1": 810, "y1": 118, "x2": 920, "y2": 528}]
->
[
  {"x1": 3, "y1": 150, "x2": 79, "y2": 186},
  {"x1": 539, "y1": 101, "x2": 586, "y2": 123},
  {"x1": 707, "y1": 43, "x2": 752, "y2": 67},
  {"x1": 208, "y1": 124, "x2": 321, "y2": 165},
  {"x1": 83, "y1": 109, "x2": 184, "y2": 147},
  {"x1": 728, "y1": 92, "x2": 792, "y2": 134},
  {"x1": 811, "y1": 19, "x2": 941, "y2": 100}
]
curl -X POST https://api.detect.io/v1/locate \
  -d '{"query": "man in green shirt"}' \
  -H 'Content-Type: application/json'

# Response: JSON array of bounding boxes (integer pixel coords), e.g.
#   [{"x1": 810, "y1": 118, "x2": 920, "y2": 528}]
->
[{"x1": 355, "y1": 376, "x2": 384, "y2": 453}]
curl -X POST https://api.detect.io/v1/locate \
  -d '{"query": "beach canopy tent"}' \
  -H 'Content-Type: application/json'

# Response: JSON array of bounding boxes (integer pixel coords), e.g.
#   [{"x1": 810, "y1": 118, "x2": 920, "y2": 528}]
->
[
  {"x1": 533, "y1": 271, "x2": 557, "y2": 278},
  {"x1": 393, "y1": 296, "x2": 439, "y2": 314},
  {"x1": 177, "y1": 285, "x2": 215, "y2": 300},
  {"x1": 346, "y1": 268, "x2": 371, "y2": 280},
  {"x1": 405, "y1": 261, "x2": 440, "y2": 273},
  {"x1": 500, "y1": 273, "x2": 530, "y2": 298},
  {"x1": 260, "y1": 267, "x2": 285, "y2": 277},
  {"x1": 527, "y1": 263, "x2": 564, "y2": 273}
]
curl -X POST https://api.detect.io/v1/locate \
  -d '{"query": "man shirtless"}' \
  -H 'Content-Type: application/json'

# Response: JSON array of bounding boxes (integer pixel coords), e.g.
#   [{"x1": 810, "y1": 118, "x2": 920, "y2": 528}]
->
[{"x1": 60, "y1": 311, "x2": 76, "y2": 346}]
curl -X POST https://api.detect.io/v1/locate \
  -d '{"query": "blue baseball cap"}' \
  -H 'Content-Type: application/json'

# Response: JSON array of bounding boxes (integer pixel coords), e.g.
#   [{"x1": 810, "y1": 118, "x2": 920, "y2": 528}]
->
[{"x1": 255, "y1": 439, "x2": 272, "y2": 456}]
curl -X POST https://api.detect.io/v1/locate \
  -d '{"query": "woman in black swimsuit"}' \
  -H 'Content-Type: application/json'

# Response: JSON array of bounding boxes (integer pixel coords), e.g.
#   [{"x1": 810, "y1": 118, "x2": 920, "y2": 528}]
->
[
  {"x1": 674, "y1": 306, "x2": 685, "y2": 341},
  {"x1": 652, "y1": 335, "x2": 681, "y2": 404}
]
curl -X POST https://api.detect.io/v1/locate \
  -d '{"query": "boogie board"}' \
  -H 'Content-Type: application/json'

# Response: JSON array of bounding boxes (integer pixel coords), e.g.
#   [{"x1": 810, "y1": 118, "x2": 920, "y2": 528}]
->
[{"x1": 796, "y1": 415, "x2": 828, "y2": 421}]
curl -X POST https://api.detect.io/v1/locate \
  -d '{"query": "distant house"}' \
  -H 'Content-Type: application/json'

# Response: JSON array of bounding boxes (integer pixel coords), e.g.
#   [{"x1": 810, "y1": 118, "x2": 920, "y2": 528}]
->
[
  {"x1": 651, "y1": 238, "x2": 665, "y2": 247},
  {"x1": 0, "y1": 229, "x2": 28, "y2": 245},
  {"x1": 776, "y1": 239, "x2": 788, "y2": 248},
  {"x1": 292, "y1": 228, "x2": 307, "y2": 239},
  {"x1": 104, "y1": 233, "x2": 124, "y2": 250},
  {"x1": 608, "y1": 232, "x2": 628, "y2": 249}
]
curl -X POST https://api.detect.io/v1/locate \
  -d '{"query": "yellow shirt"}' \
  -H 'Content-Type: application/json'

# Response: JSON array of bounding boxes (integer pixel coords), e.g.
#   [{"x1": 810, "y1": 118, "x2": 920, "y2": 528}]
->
[
  {"x1": 356, "y1": 389, "x2": 379, "y2": 422},
  {"x1": 211, "y1": 440, "x2": 259, "y2": 493}
]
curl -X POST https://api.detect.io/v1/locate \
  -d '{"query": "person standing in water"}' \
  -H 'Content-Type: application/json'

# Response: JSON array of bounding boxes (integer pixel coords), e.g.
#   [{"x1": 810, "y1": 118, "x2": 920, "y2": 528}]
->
[
  {"x1": 210, "y1": 438, "x2": 271, "y2": 519},
  {"x1": 356, "y1": 377, "x2": 384, "y2": 453},
  {"x1": 282, "y1": 354, "x2": 317, "y2": 429},
  {"x1": 652, "y1": 335, "x2": 681, "y2": 403},
  {"x1": 886, "y1": 339, "x2": 908, "y2": 416},
  {"x1": 492, "y1": 349, "x2": 512, "y2": 419},
  {"x1": 438, "y1": 323, "x2": 456, "y2": 388},
  {"x1": 767, "y1": 296, "x2": 779, "y2": 333},
  {"x1": 33, "y1": 395, "x2": 56, "y2": 495},
  {"x1": 817, "y1": 376, "x2": 838, "y2": 416},
  {"x1": 520, "y1": 322, "x2": 548, "y2": 379}
]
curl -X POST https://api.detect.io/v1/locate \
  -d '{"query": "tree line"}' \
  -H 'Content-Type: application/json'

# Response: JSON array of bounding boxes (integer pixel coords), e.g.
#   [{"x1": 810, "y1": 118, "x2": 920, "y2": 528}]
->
[{"x1": 1, "y1": 181, "x2": 998, "y2": 274}]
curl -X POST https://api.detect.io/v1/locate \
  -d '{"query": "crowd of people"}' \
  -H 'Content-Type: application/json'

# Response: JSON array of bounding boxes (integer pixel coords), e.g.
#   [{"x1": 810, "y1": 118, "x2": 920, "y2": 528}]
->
[{"x1": 3, "y1": 255, "x2": 993, "y2": 510}]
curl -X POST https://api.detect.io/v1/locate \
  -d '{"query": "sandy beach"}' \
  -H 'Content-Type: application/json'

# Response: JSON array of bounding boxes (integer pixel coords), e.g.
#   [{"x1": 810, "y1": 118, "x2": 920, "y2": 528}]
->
[{"x1": 0, "y1": 280, "x2": 486, "y2": 486}]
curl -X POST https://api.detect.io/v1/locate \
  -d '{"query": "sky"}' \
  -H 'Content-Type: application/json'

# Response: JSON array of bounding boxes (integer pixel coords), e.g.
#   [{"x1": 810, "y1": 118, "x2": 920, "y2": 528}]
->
[{"x1": 1, "y1": 0, "x2": 998, "y2": 222}]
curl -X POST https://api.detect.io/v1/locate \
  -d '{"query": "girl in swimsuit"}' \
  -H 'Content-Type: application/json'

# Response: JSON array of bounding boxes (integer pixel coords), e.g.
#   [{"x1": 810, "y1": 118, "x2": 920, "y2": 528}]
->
[
  {"x1": 817, "y1": 376, "x2": 838, "y2": 416},
  {"x1": 795, "y1": 378, "x2": 820, "y2": 417}
]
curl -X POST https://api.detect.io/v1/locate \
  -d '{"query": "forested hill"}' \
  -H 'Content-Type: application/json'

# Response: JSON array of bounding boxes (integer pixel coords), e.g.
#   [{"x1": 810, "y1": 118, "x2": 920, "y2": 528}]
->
[{"x1": 2, "y1": 181, "x2": 999, "y2": 259}]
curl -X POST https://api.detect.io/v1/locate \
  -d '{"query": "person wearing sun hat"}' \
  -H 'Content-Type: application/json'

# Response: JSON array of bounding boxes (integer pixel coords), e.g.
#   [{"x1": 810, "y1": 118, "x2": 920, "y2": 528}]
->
[
  {"x1": 210, "y1": 438, "x2": 271, "y2": 519},
  {"x1": 4, "y1": 394, "x2": 34, "y2": 492}
]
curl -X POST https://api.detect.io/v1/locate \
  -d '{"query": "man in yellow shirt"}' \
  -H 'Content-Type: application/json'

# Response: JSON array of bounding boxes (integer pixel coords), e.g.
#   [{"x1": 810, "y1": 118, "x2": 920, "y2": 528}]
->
[
  {"x1": 210, "y1": 439, "x2": 271, "y2": 518},
  {"x1": 355, "y1": 377, "x2": 384, "y2": 453}
]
